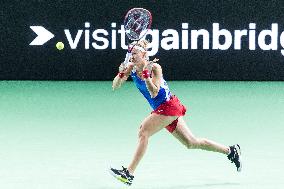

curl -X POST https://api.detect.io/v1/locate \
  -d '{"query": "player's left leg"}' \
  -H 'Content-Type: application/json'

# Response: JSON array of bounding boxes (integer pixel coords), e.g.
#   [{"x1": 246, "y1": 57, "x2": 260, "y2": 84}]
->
[
  {"x1": 171, "y1": 117, "x2": 242, "y2": 171},
  {"x1": 172, "y1": 117, "x2": 229, "y2": 153}
]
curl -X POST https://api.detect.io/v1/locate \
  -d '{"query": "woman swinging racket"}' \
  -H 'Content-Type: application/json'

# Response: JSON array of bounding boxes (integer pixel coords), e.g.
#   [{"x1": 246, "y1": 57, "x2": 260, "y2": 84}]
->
[{"x1": 109, "y1": 40, "x2": 242, "y2": 186}]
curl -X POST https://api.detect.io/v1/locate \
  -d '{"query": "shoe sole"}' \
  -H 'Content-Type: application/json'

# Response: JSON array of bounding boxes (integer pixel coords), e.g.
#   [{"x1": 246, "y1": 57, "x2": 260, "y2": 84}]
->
[
  {"x1": 108, "y1": 168, "x2": 131, "y2": 186},
  {"x1": 235, "y1": 144, "x2": 242, "y2": 172}
]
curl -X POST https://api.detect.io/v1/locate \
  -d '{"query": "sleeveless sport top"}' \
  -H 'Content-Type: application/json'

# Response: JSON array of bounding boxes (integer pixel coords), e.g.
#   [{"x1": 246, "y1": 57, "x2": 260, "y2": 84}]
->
[{"x1": 131, "y1": 70, "x2": 172, "y2": 110}]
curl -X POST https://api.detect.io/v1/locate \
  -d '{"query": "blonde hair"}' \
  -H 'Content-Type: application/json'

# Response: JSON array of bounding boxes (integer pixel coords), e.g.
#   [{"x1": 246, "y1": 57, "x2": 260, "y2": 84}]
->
[
  {"x1": 131, "y1": 39, "x2": 149, "y2": 51},
  {"x1": 131, "y1": 39, "x2": 159, "y2": 64}
]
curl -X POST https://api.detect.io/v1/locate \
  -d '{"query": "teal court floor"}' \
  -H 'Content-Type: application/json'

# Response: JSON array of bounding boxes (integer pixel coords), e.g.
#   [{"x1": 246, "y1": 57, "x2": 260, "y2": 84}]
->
[{"x1": 0, "y1": 81, "x2": 283, "y2": 189}]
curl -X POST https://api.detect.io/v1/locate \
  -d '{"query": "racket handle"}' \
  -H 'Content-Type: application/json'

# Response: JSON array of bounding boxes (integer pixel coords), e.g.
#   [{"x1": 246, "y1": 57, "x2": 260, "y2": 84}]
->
[{"x1": 123, "y1": 52, "x2": 132, "y2": 67}]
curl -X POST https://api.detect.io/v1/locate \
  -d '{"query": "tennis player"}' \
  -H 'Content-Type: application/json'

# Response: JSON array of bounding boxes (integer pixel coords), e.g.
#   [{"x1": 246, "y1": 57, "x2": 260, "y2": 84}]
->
[{"x1": 110, "y1": 40, "x2": 242, "y2": 186}]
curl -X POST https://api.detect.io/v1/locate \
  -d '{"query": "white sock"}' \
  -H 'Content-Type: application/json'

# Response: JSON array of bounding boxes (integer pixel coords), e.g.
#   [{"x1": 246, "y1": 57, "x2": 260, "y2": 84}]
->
[{"x1": 227, "y1": 147, "x2": 231, "y2": 155}]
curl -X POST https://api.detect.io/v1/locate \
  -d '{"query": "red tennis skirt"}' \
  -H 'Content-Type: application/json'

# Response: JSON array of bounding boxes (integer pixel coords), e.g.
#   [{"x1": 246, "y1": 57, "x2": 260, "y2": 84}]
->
[{"x1": 152, "y1": 95, "x2": 187, "y2": 133}]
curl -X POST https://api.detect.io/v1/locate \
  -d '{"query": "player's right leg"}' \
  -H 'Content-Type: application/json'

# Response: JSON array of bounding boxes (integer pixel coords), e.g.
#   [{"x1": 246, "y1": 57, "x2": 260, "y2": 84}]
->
[{"x1": 109, "y1": 113, "x2": 178, "y2": 185}]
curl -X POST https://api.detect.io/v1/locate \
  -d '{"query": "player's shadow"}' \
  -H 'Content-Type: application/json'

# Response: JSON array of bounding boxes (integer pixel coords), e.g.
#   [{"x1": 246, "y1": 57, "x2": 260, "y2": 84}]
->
[
  {"x1": 158, "y1": 182, "x2": 240, "y2": 189},
  {"x1": 100, "y1": 182, "x2": 240, "y2": 189}
]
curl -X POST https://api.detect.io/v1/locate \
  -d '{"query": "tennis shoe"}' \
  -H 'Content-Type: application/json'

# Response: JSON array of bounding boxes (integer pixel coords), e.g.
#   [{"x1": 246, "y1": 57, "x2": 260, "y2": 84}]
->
[
  {"x1": 227, "y1": 144, "x2": 242, "y2": 172},
  {"x1": 109, "y1": 166, "x2": 134, "y2": 186}
]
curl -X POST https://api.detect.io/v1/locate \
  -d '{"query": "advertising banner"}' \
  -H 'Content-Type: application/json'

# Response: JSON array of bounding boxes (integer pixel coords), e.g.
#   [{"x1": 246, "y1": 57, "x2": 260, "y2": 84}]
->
[{"x1": 1, "y1": 0, "x2": 284, "y2": 80}]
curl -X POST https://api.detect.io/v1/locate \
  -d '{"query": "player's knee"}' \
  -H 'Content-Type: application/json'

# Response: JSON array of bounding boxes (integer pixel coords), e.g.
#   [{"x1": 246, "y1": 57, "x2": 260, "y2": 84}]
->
[
  {"x1": 138, "y1": 126, "x2": 149, "y2": 141},
  {"x1": 185, "y1": 142, "x2": 198, "y2": 149},
  {"x1": 198, "y1": 138, "x2": 211, "y2": 148},
  {"x1": 186, "y1": 138, "x2": 210, "y2": 149},
  {"x1": 185, "y1": 138, "x2": 201, "y2": 149}
]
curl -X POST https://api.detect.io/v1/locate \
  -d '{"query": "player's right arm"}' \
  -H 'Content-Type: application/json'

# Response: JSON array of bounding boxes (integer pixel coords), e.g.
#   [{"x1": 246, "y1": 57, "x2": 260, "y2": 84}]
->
[{"x1": 112, "y1": 62, "x2": 134, "y2": 90}]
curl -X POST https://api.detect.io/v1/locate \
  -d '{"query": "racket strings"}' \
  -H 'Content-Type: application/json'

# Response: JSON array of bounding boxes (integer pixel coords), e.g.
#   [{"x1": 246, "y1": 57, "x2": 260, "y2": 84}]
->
[{"x1": 124, "y1": 8, "x2": 152, "y2": 40}]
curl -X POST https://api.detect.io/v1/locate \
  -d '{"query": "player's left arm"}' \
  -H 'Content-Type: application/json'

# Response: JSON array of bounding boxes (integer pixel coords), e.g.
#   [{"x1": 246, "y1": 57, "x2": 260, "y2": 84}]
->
[{"x1": 144, "y1": 63, "x2": 162, "y2": 98}]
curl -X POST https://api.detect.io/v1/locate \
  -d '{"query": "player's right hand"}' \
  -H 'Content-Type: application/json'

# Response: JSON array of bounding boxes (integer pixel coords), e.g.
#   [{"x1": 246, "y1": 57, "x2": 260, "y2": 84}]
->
[
  {"x1": 119, "y1": 63, "x2": 126, "y2": 73},
  {"x1": 119, "y1": 62, "x2": 134, "y2": 73}
]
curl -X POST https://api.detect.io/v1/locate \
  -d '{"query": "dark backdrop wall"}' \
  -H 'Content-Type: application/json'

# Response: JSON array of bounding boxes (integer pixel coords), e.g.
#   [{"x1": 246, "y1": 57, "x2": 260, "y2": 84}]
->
[{"x1": 1, "y1": 0, "x2": 284, "y2": 80}]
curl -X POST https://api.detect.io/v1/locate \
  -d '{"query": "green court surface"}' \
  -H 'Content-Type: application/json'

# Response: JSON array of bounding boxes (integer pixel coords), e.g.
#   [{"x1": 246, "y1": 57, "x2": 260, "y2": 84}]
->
[{"x1": 0, "y1": 81, "x2": 283, "y2": 189}]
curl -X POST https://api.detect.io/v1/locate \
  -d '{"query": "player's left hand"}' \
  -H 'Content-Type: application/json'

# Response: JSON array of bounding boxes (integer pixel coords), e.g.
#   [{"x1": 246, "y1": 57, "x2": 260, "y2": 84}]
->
[{"x1": 143, "y1": 61, "x2": 151, "y2": 71}]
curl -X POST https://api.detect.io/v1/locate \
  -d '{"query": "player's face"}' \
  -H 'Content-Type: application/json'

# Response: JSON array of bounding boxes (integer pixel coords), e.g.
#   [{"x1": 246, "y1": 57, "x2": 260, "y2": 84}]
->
[{"x1": 131, "y1": 49, "x2": 145, "y2": 65}]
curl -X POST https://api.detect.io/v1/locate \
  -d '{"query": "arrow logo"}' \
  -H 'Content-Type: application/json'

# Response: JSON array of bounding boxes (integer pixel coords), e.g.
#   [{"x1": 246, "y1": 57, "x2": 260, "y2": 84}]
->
[{"x1": 29, "y1": 26, "x2": 55, "y2": 45}]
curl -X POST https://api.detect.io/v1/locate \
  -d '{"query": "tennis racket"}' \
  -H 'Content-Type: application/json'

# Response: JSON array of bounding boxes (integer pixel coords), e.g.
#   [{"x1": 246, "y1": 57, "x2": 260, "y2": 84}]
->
[{"x1": 122, "y1": 8, "x2": 152, "y2": 68}]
